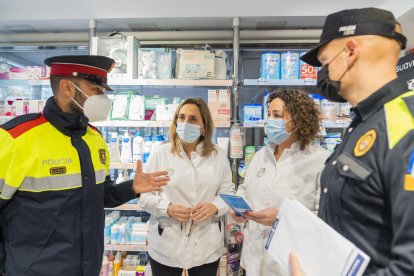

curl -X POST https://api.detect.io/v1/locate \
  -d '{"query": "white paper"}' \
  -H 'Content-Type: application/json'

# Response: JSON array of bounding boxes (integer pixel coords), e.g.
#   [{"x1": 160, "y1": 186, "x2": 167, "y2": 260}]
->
[{"x1": 265, "y1": 198, "x2": 370, "y2": 276}]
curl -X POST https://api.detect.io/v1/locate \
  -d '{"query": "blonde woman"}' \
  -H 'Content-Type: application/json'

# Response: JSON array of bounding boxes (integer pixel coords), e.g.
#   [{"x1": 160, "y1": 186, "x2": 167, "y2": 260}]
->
[{"x1": 139, "y1": 98, "x2": 235, "y2": 276}]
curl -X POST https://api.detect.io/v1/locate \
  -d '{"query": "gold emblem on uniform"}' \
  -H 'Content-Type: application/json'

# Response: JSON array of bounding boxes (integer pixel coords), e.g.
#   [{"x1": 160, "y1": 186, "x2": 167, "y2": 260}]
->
[
  {"x1": 50, "y1": 166, "x2": 66, "y2": 175},
  {"x1": 99, "y1": 149, "x2": 107, "y2": 164},
  {"x1": 354, "y1": 129, "x2": 377, "y2": 157}
]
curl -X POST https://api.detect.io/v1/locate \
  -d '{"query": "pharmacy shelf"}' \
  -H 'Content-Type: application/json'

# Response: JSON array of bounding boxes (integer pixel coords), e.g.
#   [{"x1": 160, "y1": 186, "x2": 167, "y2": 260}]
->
[
  {"x1": 0, "y1": 79, "x2": 50, "y2": 86},
  {"x1": 322, "y1": 120, "x2": 351, "y2": 128},
  {"x1": 92, "y1": 120, "x2": 229, "y2": 128},
  {"x1": 105, "y1": 204, "x2": 141, "y2": 211},
  {"x1": 243, "y1": 79, "x2": 316, "y2": 86},
  {"x1": 92, "y1": 120, "x2": 172, "y2": 128},
  {"x1": 110, "y1": 162, "x2": 137, "y2": 170},
  {"x1": 104, "y1": 243, "x2": 147, "y2": 252},
  {"x1": 243, "y1": 120, "x2": 351, "y2": 129},
  {"x1": 0, "y1": 79, "x2": 233, "y2": 87},
  {"x1": 108, "y1": 79, "x2": 233, "y2": 87}
]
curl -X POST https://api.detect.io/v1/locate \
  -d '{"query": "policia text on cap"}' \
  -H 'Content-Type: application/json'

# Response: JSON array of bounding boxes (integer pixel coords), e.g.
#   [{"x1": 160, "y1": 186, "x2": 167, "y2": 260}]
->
[{"x1": 0, "y1": 55, "x2": 169, "y2": 276}]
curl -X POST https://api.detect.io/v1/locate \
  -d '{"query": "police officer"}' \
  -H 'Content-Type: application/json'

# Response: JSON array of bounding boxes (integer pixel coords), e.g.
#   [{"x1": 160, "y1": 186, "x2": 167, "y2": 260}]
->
[
  {"x1": 0, "y1": 55, "x2": 169, "y2": 276},
  {"x1": 290, "y1": 7, "x2": 414, "y2": 275}
]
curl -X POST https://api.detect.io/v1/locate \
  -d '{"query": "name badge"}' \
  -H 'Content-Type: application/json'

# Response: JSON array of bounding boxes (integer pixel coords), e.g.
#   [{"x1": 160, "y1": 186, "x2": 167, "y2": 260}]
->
[{"x1": 257, "y1": 168, "x2": 266, "y2": 177}]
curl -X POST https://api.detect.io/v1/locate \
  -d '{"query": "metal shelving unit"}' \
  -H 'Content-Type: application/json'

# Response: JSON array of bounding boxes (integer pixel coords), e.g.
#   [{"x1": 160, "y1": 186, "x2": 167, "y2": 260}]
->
[
  {"x1": 92, "y1": 120, "x2": 172, "y2": 128},
  {"x1": 243, "y1": 120, "x2": 351, "y2": 129},
  {"x1": 243, "y1": 79, "x2": 317, "y2": 86},
  {"x1": 110, "y1": 162, "x2": 136, "y2": 170},
  {"x1": 108, "y1": 79, "x2": 233, "y2": 87},
  {"x1": 0, "y1": 79, "x2": 50, "y2": 86},
  {"x1": 104, "y1": 243, "x2": 147, "y2": 252},
  {"x1": 105, "y1": 204, "x2": 141, "y2": 211}
]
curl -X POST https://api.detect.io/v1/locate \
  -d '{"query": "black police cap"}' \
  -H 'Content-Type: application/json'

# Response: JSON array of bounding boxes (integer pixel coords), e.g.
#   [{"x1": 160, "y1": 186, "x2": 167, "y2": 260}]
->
[
  {"x1": 44, "y1": 55, "x2": 116, "y2": 91},
  {"x1": 300, "y1": 7, "x2": 407, "y2": 67}
]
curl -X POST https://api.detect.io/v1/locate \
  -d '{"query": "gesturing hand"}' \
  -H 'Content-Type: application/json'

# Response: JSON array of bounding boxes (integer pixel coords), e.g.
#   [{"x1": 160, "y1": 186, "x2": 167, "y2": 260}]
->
[
  {"x1": 191, "y1": 202, "x2": 218, "y2": 221},
  {"x1": 168, "y1": 204, "x2": 191, "y2": 222},
  {"x1": 132, "y1": 160, "x2": 169, "y2": 194}
]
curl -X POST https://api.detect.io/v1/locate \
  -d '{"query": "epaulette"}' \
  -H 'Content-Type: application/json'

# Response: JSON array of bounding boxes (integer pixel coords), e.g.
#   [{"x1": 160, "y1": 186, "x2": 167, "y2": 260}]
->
[
  {"x1": 1, "y1": 113, "x2": 41, "y2": 130},
  {"x1": 1, "y1": 113, "x2": 47, "y2": 139}
]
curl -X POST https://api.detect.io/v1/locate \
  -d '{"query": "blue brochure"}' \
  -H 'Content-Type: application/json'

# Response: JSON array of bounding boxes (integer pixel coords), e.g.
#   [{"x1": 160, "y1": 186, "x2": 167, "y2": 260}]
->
[{"x1": 219, "y1": 194, "x2": 252, "y2": 215}]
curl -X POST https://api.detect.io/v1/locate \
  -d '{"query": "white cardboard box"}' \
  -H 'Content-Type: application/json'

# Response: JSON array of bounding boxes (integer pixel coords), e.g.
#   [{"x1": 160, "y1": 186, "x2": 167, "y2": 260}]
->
[
  {"x1": 176, "y1": 49, "x2": 215, "y2": 79},
  {"x1": 91, "y1": 36, "x2": 139, "y2": 80}
]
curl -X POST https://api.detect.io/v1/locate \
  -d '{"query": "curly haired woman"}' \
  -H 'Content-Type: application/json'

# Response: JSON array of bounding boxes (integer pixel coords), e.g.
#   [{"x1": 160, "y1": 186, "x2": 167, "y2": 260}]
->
[{"x1": 229, "y1": 88, "x2": 330, "y2": 276}]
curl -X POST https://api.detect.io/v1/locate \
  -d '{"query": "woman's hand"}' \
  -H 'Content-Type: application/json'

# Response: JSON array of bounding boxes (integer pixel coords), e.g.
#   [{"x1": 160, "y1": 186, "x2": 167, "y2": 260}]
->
[
  {"x1": 244, "y1": 208, "x2": 278, "y2": 226},
  {"x1": 228, "y1": 209, "x2": 247, "y2": 224},
  {"x1": 167, "y1": 204, "x2": 191, "y2": 222},
  {"x1": 191, "y1": 202, "x2": 218, "y2": 221}
]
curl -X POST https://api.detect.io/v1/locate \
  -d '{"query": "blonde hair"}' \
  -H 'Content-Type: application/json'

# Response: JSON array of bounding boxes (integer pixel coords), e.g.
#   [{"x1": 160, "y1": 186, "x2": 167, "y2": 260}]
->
[{"x1": 169, "y1": 98, "x2": 216, "y2": 157}]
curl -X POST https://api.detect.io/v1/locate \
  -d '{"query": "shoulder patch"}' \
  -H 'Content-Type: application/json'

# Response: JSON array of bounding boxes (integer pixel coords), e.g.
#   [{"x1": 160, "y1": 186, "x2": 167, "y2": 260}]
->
[
  {"x1": 403, "y1": 96, "x2": 414, "y2": 118},
  {"x1": 354, "y1": 129, "x2": 376, "y2": 157},
  {"x1": 1, "y1": 114, "x2": 47, "y2": 139},
  {"x1": 88, "y1": 123, "x2": 102, "y2": 136},
  {"x1": 1, "y1": 113, "x2": 41, "y2": 130},
  {"x1": 404, "y1": 150, "x2": 414, "y2": 191},
  {"x1": 385, "y1": 91, "x2": 414, "y2": 149}
]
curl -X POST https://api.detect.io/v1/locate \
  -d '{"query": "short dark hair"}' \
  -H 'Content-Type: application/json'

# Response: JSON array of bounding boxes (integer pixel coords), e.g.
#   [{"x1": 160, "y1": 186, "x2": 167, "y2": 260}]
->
[
  {"x1": 267, "y1": 88, "x2": 321, "y2": 150},
  {"x1": 50, "y1": 76, "x2": 79, "y2": 94}
]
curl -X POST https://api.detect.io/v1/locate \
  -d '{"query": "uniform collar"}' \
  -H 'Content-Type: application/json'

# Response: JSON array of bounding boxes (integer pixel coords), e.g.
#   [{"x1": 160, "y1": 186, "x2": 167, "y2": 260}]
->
[
  {"x1": 43, "y1": 96, "x2": 89, "y2": 137},
  {"x1": 178, "y1": 141, "x2": 204, "y2": 158},
  {"x1": 267, "y1": 141, "x2": 301, "y2": 155},
  {"x1": 355, "y1": 77, "x2": 408, "y2": 122}
]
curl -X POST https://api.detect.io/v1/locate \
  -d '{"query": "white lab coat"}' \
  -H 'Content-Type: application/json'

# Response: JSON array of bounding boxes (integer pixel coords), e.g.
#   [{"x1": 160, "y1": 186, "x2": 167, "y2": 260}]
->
[
  {"x1": 139, "y1": 142, "x2": 235, "y2": 269},
  {"x1": 237, "y1": 142, "x2": 330, "y2": 276}
]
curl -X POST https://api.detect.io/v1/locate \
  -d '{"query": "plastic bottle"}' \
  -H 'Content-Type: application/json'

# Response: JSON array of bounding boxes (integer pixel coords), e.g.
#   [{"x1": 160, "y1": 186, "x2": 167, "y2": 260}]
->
[
  {"x1": 229, "y1": 123, "x2": 244, "y2": 159},
  {"x1": 132, "y1": 131, "x2": 144, "y2": 163},
  {"x1": 143, "y1": 135, "x2": 153, "y2": 163},
  {"x1": 108, "y1": 260, "x2": 114, "y2": 276},
  {"x1": 104, "y1": 217, "x2": 112, "y2": 244},
  {"x1": 113, "y1": 251, "x2": 123, "y2": 276},
  {"x1": 109, "y1": 133, "x2": 121, "y2": 163},
  {"x1": 152, "y1": 135, "x2": 164, "y2": 153},
  {"x1": 120, "y1": 130, "x2": 132, "y2": 163},
  {"x1": 115, "y1": 170, "x2": 124, "y2": 184},
  {"x1": 101, "y1": 254, "x2": 110, "y2": 276}
]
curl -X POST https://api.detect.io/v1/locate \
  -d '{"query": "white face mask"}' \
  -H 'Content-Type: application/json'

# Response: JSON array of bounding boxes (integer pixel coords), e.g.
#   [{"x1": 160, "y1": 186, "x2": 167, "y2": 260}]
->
[
  {"x1": 176, "y1": 122, "x2": 201, "y2": 143},
  {"x1": 69, "y1": 81, "x2": 112, "y2": 122}
]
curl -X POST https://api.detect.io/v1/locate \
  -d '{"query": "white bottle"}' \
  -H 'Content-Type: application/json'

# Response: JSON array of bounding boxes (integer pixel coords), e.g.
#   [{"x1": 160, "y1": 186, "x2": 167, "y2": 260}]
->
[
  {"x1": 132, "y1": 131, "x2": 144, "y2": 163},
  {"x1": 143, "y1": 135, "x2": 153, "y2": 163},
  {"x1": 115, "y1": 170, "x2": 124, "y2": 184},
  {"x1": 109, "y1": 133, "x2": 121, "y2": 163},
  {"x1": 120, "y1": 130, "x2": 132, "y2": 163},
  {"x1": 152, "y1": 135, "x2": 164, "y2": 153}
]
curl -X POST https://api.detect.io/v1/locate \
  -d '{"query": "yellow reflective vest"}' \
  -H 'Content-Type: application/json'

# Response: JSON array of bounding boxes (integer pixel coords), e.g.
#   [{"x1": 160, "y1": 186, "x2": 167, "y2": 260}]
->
[{"x1": 0, "y1": 97, "x2": 136, "y2": 276}]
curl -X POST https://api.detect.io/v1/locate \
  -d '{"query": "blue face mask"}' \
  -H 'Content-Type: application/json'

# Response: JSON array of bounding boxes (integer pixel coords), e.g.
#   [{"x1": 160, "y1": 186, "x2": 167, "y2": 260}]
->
[
  {"x1": 265, "y1": 118, "x2": 294, "y2": 145},
  {"x1": 176, "y1": 122, "x2": 201, "y2": 143}
]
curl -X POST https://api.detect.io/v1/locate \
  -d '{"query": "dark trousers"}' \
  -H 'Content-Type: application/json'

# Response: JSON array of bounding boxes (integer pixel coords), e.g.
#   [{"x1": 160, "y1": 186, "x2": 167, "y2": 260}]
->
[{"x1": 149, "y1": 255, "x2": 220, "y2": 276}]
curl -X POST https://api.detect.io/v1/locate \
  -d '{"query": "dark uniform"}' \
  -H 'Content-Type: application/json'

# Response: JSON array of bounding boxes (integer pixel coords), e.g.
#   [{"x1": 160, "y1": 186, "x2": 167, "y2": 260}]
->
[
  {"x1": 0, "y1": 56, "x2": 137, "y2": 275},
  {"x1": 318, "y1": 78, "x2": 414, "y2": 275},
  {"x1": 299, "y1": 7, "x2": 414, "y2": 276}
]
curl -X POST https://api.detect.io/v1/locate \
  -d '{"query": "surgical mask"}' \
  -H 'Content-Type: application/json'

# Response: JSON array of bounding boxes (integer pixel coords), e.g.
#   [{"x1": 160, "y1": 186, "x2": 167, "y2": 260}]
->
[
  {"x1": 265, "y1": 118, "x2": 295, "y2": 145},
  {"x1": 69, "y1": 81, "x2": 112, "y2": 122},
  {"x1": 176, "y1": 122, "x2": 201, "y2": 143},
  {"x1": 316, "y1": 49, "x2": 348, "y2": 103}
]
